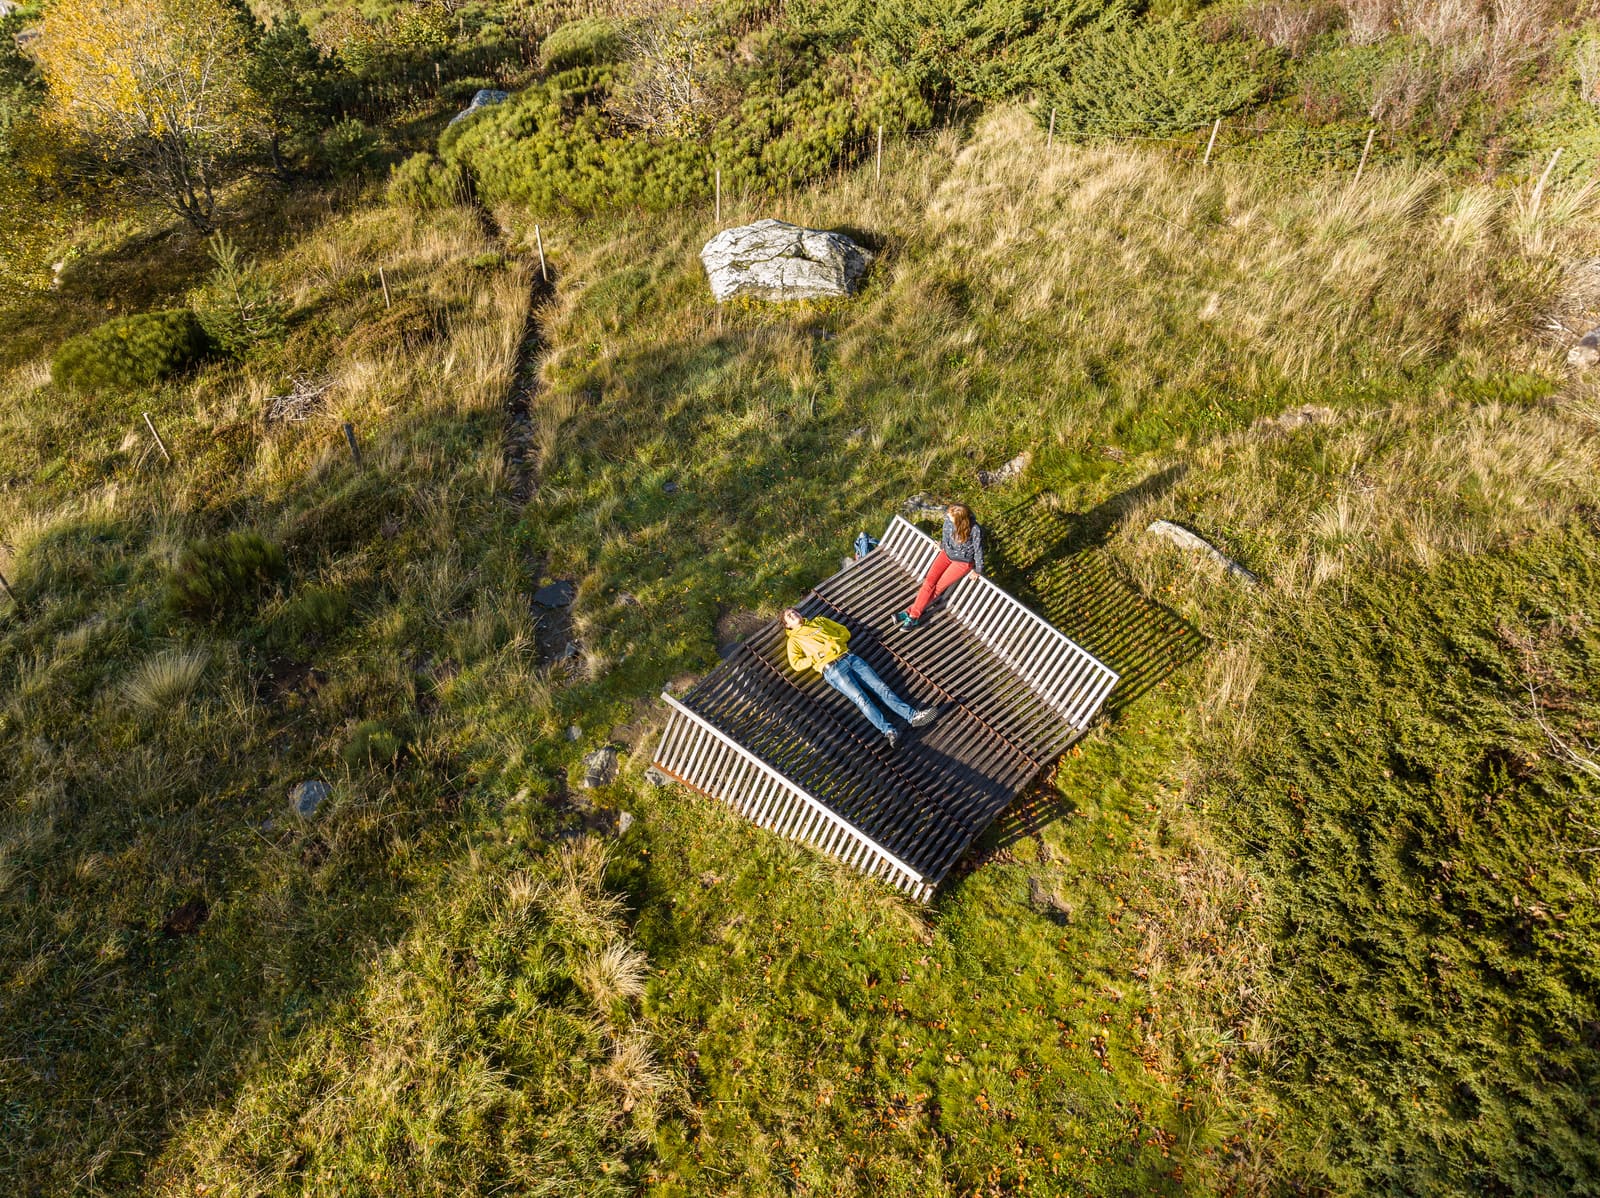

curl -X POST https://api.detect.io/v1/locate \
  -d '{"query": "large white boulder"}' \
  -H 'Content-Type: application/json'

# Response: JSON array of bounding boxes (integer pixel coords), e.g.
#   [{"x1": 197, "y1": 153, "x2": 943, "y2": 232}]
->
[{"x1": 700, "y1": 218, "x2": 871, "y2": 303}]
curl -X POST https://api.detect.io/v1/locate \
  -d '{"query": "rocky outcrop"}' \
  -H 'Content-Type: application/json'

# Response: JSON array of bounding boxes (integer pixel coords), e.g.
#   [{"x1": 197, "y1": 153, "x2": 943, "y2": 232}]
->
[
  {"x1": 700, "y1": 219, "x2": 871, "y2": 303},
  {"x1": 447, "y1": 88, "x2": 509, "y2": 128}
]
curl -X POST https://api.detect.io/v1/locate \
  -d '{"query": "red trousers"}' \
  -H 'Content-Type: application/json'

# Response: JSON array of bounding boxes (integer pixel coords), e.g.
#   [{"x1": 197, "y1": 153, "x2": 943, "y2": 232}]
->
[{"x1": 908, "y1": 550, "x2": 973, "y2": 618}]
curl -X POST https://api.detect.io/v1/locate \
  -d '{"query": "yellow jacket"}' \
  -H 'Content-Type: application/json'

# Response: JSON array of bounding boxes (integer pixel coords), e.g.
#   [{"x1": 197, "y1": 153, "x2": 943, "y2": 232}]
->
[{"x1": 785, "y1": 616, "x2": 851, "y2": 674}]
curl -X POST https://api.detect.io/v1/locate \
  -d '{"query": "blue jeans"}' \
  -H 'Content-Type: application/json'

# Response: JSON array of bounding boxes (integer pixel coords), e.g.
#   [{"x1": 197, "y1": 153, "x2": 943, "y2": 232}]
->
[{"x1": 823, "y1": 653, "x2": 916, "y2": 735}]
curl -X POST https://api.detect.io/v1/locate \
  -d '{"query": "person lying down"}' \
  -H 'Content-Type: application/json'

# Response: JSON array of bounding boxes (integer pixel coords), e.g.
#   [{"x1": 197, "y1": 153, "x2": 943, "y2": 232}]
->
[{"x1": 782, "y1": 608, "x2": 938, "y2": 750}]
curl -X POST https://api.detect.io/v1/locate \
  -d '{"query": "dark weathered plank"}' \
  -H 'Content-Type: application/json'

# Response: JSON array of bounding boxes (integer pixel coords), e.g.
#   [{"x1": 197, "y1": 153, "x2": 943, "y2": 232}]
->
[{"x1": 664, "y1": 522, "x2": 1117, "y2": 892}]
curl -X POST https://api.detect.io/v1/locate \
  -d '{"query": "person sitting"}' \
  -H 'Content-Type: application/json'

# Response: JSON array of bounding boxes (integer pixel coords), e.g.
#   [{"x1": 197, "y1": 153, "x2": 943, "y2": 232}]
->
[
  {"x1": 895, "y1": 503, "x2": 984, "y2": 629},
  {"x1": 782, "y1": 608, "x2": 937, "y2": 748}
]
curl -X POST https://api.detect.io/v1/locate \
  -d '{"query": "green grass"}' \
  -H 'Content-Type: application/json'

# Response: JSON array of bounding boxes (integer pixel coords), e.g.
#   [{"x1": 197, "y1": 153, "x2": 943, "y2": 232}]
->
[{"x1": 2, "y1": 90, "x2": 1599, "y2": 1198}]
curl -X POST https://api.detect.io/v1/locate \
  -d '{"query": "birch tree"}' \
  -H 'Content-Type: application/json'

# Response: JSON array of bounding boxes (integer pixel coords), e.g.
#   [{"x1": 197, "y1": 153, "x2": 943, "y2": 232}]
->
[{"x1": 33, "y1": 0, "x2": 260, "y2": 230}]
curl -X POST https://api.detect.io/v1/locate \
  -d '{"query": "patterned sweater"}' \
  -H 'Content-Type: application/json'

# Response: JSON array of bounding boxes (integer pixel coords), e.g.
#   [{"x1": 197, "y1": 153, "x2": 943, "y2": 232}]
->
[{"x1": 942, "y1": 515, "x2": 984, "y2": 575}]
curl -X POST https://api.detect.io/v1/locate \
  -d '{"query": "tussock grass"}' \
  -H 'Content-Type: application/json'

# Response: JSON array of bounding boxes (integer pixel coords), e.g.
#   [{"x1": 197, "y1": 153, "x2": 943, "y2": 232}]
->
[{"x1": 121, "y1": 646, "x2": 210, "y2": 713}]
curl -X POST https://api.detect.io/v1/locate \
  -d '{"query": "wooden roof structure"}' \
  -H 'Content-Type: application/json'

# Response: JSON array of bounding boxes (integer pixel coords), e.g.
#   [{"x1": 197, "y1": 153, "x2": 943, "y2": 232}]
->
[{"x1": 651, "y1": 516, "x2": 1119, "y2": 901}]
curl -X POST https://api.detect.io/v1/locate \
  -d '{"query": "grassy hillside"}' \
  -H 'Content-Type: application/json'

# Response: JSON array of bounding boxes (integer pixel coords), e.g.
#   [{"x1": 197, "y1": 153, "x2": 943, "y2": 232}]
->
[{"x1": 2, "y1": 1, "x2": 1599, "y2": 1195}]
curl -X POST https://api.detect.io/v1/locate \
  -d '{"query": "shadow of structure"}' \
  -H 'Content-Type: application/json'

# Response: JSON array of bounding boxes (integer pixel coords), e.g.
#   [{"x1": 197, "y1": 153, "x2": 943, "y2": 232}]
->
[{"x1": 965, "y1": 478, "x2": 1211, "y2": 858}]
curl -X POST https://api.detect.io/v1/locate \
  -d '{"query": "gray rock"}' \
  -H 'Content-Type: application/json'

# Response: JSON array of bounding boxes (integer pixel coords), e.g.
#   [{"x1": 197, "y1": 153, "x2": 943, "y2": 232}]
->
[
  {"x1": 566, "y1": 725, "x2": 582, "y2": 742},
  {"x1": 700, "y1": 219, "x2": 871, "y2": 303},
  {"x1": 581, "y1": 746, "x2": 619, "y2": 789},
  {"x1": 1568, "y1": 327, "x2": 1600, "y2": 369},
  {"x1": 978, "y1": 450, "x2": 1032, "y2": 489},
  {"x1": 662, "y1": 480, "x2": 678, "y2": 494},
  {"x1": 534, "y1": 579, "x2": 576, "y2": 608},
  {"x1": 446, "y1": 88, "x2": 509, "y2": 128},
  {"x1": 289, "y1": 779, "x2": 330, "y2": 819},
  {"x1": 1028, "y1": 875, "x2": 1072, "y2": 921},
  {"x1": 902, "y1": 493, "x2": 947, "y2": 519},
  {"x1": 644, "y1": 765, "x2": 671, "y2": 788},
  {"x1": 1146, "y1": 520, "x2": 1259, "y2": 585},
  {"x1": 616, "y1": 810, "x2": 635, "y2": 836}
]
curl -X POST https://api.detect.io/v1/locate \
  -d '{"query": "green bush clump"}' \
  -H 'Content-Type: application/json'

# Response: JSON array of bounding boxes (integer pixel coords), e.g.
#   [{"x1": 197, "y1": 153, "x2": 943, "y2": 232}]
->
[
  {"x1": 51, "y1": 310, "x2": 213, "y2": 392},
  {"x1": 444, "y1": 41, "x2": 930, "y2": 215},
  {"x1": 539, "y1": 16, "x2": 623, "y2": 73},
  {"x1": 344, "y1": 719, "x2": 405, "y2": 770},
  {"x1": 165, "y1": 532, "x2": 287, "y2": 622},
  {"x1": 191, "y1": 233, "x2": 288, "y2": 360},
  {"x1": 265, "y1": 584, "x2": 350, "y2": 657},
  {"x1": 1041, "y1": 14, "x2": 1273, "y2": 136},
  {"x1": 854, "y1": 0, "x2": 1102, "y2": 103},
  {"x1": 387, "y1": 151, "x2": 472, "y2": 210},
  {"x1": 1212, "y1": 528, "x2": 1600, "y2": 1194}
]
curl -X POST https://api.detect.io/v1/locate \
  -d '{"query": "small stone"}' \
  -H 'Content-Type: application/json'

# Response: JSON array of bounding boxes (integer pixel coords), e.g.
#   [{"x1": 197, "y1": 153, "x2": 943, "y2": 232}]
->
[
  {"x1": 581, "y1": 746, "x2": 619, "y2": 789},
  {"x1": 902, "y1": 493, "x2": 947, "y2": 518},
  {"x1": 566, "y1": 725, "x2": 582, "y2": 742},
  {"x1": 289, "y1": 779, "x2": 330, "y2": 819},
  {"x1": 662, "y1": 480, "x2": 678, "y2": 494},
  {"x1": 644, "y1": 766, "x2": 670, "y2": 787},
  {"x1": 614, "y1": 592, "x2": 641, "y2": 608},
  {"x1": 617, "y1": 811, "x2": 635, "y2": 836},
  {"x1": 978, "y1": 450, "x2": 1032, "y2": 489},
  {"x1": 1146, "y1": 519, "x2": 1259, "y2": 585},
  {"x1": 1568, "y1": 327, "x2": 1600, "y2": 369},
  {"x1": 1027, "y1": 876, "x2": 1072, "y2": 922},
  {"x1": 534, "y1": 579, "x2": 576, "y2": 608}
]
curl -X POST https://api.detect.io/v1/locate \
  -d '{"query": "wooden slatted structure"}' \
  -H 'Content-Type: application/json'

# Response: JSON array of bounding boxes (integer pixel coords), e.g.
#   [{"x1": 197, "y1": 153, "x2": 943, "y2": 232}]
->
[{"x1": 652, "y1": 516, "x2": 1119, "y2": 900}]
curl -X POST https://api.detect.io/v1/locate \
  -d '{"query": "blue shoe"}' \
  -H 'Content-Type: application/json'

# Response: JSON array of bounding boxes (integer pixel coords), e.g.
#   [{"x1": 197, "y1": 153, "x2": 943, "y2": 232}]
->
[{"x1": 892, "y1": 610, "x2": 912, "y2": 629}]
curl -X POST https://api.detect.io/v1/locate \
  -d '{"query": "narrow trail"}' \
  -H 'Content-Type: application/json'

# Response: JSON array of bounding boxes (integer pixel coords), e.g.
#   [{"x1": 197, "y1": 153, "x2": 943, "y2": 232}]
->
[
  {"x1": 467, "y1": 200, "x2": 554, "y2": 509},
  {"x1": 501, "y1": 262, "x2": 551, "y2": 508}
]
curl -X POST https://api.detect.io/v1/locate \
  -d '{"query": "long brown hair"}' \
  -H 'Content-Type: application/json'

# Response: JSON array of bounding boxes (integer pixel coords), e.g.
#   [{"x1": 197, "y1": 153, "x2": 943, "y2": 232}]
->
[{"x1": 949, "y1": 503, "x2": 974, "y2": 543}]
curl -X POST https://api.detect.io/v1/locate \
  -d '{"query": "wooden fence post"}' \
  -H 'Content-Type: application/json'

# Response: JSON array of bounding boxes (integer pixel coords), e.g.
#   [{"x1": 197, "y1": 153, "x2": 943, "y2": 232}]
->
[
  {"x1": 534, "y1": 224, "x2": 548, "y2": 283},
  {"x1": 1530, "y1": 147, "x2": 1564, "y2": 223},
  {"x1": 1203, "y1": 118, "x2": 1221, "y2": 167},
  {"x1": 342, "y1": 422, "x2": 362, "y2": 467},
  {"x1": 379, "y1": 267, "x2": 391, "y2": 310},
  {"x1": 1046, "y1": 107, "x2": 1056, "y2": 153},
  {"x1": 1353, "y1": 128, "x2": 1375, "y2": 188},
  {"x1": 875, "y1": 125, "x2": 883, "y2": 183},
  {"x1": 142, "y1": 412, "x2": 171, "y2": 464}
]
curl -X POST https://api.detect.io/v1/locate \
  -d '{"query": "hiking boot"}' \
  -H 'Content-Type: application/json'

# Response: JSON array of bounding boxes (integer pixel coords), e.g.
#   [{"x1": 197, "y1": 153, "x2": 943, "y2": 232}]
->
[
  {"x1": 910, "y1": 706, "x2": 939, "y2": 728},
  {"x1": 892, "y1": 610, "x2": 912, "y2": 629},
  {"x1": 884, "y1": 728, "x2": 901, "y2": 750}
]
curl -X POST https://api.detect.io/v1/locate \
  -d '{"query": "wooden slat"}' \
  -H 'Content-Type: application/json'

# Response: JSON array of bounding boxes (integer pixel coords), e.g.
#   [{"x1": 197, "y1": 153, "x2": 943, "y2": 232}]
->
[{"x1": 651, "y1": 515, "x2": 1119, "y2": 900}]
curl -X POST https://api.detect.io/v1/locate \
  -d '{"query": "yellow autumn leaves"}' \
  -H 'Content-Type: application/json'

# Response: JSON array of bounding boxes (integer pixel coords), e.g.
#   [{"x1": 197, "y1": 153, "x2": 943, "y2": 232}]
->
[{"x1": 34, "y1": 0, "x2": 256, "y2": 144}]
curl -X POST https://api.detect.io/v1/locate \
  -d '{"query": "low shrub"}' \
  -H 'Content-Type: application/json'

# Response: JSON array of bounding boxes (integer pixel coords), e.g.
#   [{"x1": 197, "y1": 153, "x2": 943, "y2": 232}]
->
[
  {"x1": 539, "y1": 16, "x2": 623, "y2": 73},
  {"x1": 341, "y1": 297, "x2": 445, "y2": 357},
  {"x1": 1211, "y1": 527, "x2": 1600, "y2": 1193},
  {"x1": 1040, "y1": 15, "x2": 1274, "y2": 137},
  {"x1": 265, "y1": 584, "x2": 350, "y2": 657},
  {"x1": 319, "y1": 118, "x2": 381, "y2": 180},
  {"x1": 191, "y1": 233, "x2": 288, "y2": 360},
  {"x1": 444, "y1": 40, "x2": 930, "y2": 214},
  {"x1": 344, "y1": 718, "x2": 405, "y2": 770},
  {"x1": 165, "y1": 532, "x2": 287, "y2": 622},
  {"x1": 386, "y1": 151, "x2": 471, "y2": 211},
  {"x1": 51, "y1": 310, "x2": 213, "y2": 392}
]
